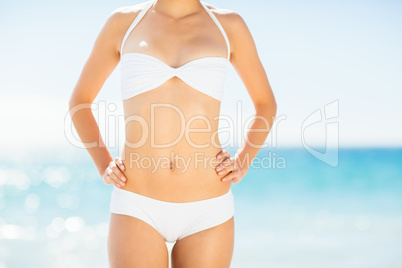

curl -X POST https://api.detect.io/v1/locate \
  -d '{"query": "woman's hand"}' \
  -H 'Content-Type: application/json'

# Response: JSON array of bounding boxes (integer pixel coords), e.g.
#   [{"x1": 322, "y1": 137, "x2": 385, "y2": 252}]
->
[
  {"x1": 102, "y1": 157, "x2": 126, "y2": 187},
  {"x1": 215, "y1": 150, "x2": 245, "y2": 184}
]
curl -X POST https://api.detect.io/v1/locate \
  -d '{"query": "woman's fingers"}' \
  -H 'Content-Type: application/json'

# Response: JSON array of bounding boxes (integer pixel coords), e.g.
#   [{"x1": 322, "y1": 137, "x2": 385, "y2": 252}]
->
[
  {"x1": 215, "y1": 150, "x2": 232, "y2": 174},
  {"x1": 103, "y1": 167, "x2": 115, "y2": 186},
  {"x1": 115, "y1": 157, "x2": 125, "y2": 171},
  {"x1": 109, "y1": 161, "x2": 126, "y2": 186},
  {"x1": 218, "y1": 159, "x2": 237, "y2": 174},
  {"x1": 100, "y1": 160, "x2": 124, "y2": 188},
  {"x1": 221, "y1": 161, "x2": 242, "y2": 182},
  {"x1": 216, "y1": 150, "x2": 230, "y2": 161},
  {"x1": 221, "y1": 171, "x2": 238, "y2": 182},
  {"x1": 109, "y1": 170, "x2": 124, "y2": 187},
  {"x1": 215, "y1": 154, "x2": 234, "y2": 173},
  {"x1": 214, "y1": 155, "x2": 242, "y2": 182},
  {"x1": 102, "y1": 158, "x2": 126, "y2": 187}
]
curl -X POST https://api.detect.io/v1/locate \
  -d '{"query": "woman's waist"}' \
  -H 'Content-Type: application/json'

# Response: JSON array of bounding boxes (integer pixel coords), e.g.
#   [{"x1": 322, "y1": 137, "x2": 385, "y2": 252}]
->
[
  {"x1": 120, "y1": 146, "x2": 222, "y2": 174},
  {"x1": 118, "y1": 157, "x2": 231, "y2": 202},
  {"x1": 118, "y1": 145, "x2": 231, "y2": 201}
]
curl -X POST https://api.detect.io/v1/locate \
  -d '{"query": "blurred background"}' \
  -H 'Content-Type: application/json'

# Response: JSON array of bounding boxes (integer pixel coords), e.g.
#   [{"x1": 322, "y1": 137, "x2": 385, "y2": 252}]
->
[{"x1": 0, "y1": 0, "x2": 401, "y2": 267}]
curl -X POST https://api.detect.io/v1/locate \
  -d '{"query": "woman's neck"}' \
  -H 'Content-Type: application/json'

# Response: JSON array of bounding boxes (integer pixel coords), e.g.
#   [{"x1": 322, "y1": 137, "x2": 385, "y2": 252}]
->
[{"x1": 152, "y1": 0, "x2": 203, "y2": 19}]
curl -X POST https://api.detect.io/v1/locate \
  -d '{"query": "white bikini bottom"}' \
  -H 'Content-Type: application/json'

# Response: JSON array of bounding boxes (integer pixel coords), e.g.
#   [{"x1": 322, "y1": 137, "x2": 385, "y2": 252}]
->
[{"x1": 109, "y1": 185, "x2": 235, "y2": 243}]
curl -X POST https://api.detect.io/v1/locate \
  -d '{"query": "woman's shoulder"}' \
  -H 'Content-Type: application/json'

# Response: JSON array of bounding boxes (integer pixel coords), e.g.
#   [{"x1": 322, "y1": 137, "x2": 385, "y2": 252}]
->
[
  {"x1": 108, "y1": 1, "x2": 152, "y2": 21},
  {"x1": 100, "y1": 1, "x2": 152, "y2": 40},
  {"x1": 94, "y1": 2, "x2": 152, "y2": 54},
  {"x1": 202, "y1": 3, "x2": 247, "y2": 37},
  {"x1": 202, "y1": 2, "x2": 245, "y2": 30},
  {"x1": 202, "y1": 2, "x2": 239, "y2": 18}
]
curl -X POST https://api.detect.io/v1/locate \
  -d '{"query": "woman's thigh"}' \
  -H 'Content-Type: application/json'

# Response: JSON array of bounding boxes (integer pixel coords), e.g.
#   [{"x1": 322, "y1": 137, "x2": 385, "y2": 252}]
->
[
  {"x1": 171, "y1": 217, "x2": 235, "y2": 268},
  {"x1": 107, "y1": 213, "x2": 169, "y2": 268}
]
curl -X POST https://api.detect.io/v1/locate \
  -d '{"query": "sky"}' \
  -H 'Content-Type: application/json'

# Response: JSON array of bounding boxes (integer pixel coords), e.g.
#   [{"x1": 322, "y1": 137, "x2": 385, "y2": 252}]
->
[{"x1": 0, "y1": 0, "x2": 401, "y2": 153}]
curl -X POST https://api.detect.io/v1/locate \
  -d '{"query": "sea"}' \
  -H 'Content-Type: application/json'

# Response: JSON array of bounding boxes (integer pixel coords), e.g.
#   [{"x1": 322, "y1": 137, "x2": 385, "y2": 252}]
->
[{"x1": 0, "y1": 147, "x2": 401, "y2": 268}]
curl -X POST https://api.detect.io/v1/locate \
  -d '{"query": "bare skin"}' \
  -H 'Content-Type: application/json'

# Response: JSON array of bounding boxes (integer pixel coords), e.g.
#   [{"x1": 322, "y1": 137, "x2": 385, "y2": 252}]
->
[{"x1": 69, "y1": 0, "x2": 277, "y2": 267}]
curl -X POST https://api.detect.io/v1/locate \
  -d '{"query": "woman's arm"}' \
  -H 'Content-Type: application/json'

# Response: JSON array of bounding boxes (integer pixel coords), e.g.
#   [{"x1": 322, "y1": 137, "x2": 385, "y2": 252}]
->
[
  {"x1": 68, "y1": 8, "x2": 128, "y2": 184},
  {"x1": 216, "y1": 11, "x2": 277, "y2": 182}
]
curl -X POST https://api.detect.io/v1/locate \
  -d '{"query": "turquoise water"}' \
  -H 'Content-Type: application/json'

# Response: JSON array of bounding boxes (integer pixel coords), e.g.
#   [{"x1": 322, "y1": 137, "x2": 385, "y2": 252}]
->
[{"x1": 0, "y1": 147, "x2": 401, "y2": 267}]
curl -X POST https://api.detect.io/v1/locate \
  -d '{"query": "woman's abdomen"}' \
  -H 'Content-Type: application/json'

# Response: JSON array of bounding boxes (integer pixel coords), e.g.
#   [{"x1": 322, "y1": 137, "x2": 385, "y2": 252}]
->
[
  {"x1": 120, "y1": 141, "x2": 231, "y2": 202},
  {"x1": 119, "y1": 96, "x2": 231, "y2": 202}
]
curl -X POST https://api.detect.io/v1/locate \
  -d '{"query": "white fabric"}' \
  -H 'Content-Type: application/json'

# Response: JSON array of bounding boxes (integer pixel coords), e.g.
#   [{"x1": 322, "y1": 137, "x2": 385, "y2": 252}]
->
[
  {"x1": 119, "y1": 0, "x2": 230, "y2": 101},
  {"x1": 109, "y1": 185, "x2": 235, "y2": 243}
]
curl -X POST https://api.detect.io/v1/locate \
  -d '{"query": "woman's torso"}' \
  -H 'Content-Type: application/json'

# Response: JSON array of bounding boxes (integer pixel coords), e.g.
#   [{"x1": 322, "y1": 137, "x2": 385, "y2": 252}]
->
[{"x1": 117, "y1": 1, "x2": 232, "y2": 202}]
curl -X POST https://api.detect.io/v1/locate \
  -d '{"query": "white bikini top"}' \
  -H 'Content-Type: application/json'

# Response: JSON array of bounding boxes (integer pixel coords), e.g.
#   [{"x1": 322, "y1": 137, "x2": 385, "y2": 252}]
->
[{"x1": 120, "y1": 0, "x2": 230, "y2": 102}]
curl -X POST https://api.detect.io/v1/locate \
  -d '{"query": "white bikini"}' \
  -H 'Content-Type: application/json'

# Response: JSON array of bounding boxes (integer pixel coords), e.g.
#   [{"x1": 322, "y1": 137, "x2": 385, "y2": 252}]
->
[
  {"x1": 110, "y1": 0, "x2": 234, "y2": 243},
  {"x1": 110, "y1": 186, "x2": 234, "y2": 243},
  {"x1": 119, "y1": 0, "x2": 230, "y2": 101}
]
